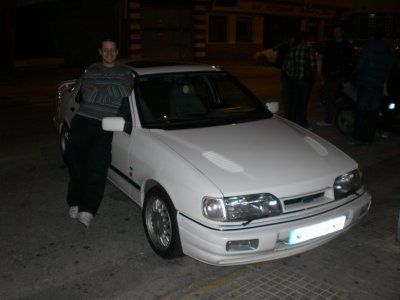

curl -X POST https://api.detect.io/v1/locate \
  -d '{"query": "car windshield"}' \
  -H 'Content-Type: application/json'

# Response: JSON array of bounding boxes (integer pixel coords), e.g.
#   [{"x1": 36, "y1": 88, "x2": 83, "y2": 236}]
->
[{"x1": 135, "y1": 72, "x2": 272, "y2": 129}]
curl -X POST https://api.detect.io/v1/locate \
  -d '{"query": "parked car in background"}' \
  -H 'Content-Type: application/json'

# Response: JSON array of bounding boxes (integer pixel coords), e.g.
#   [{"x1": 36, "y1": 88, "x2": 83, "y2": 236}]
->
[
  {"x1": 54, "y1": 61, "x2": 371, "y2": 266},
  {"x1": 255, "y1": 41, "x2": 326, "y2": 66},
  {"x1": 254, "y1": 42, "x2": 288, "y2": 66}
]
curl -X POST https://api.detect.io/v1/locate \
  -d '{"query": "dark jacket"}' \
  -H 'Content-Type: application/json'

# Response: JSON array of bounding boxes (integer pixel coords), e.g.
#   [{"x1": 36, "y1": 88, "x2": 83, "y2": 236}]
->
[
  {"x1": 357, "y1": 39, "x2": 395, "y2": 88},
  {"x1": 387, "y1": 57, "x2": 400, "y2": 98},
  {"x1": 321, "y1": 39, "x2": 355, "y2": 80}
]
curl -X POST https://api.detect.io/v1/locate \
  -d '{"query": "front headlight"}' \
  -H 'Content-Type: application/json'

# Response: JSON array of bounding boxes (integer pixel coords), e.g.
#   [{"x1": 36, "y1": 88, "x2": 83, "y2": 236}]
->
[
  {"x1": 203, "y1": 193, "x2": 282, "y2": 222},
  {"x1": 334, "y1": 169, "x2": 362, "y2": 200}
]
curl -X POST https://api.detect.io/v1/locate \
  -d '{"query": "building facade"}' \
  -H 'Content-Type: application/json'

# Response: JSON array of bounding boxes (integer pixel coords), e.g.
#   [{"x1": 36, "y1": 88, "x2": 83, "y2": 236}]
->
[
  {"x1": 6, "y1": 0, "x2": 388, "y2": 71},
  {"x1": 128, "y1": 0, "x2": 357, "y2": 60},
  {"x1": 351, "y1": 0, "x2": 400, "y2": 40}
]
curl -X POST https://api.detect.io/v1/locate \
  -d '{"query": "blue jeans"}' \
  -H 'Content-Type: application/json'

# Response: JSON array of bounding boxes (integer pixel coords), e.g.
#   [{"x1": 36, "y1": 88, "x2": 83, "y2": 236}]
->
[
  {"x1": 322, "y1": 79, "x2": 341, "y2": 124},
  {"x1": 354, "y1": 86, "x2": 383, "y2": 142},
  {"x1": 283, "y1": 78, "x2": 313, "y2": 128},
  {"x1": 66, "y1": 115, "x2": 113, "y2": 215}
]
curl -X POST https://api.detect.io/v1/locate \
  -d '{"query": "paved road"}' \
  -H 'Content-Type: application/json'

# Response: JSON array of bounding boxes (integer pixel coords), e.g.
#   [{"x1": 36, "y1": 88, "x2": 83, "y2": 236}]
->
[{"x1": 0, "y1": 63, "x2": 399, "y2": 299}]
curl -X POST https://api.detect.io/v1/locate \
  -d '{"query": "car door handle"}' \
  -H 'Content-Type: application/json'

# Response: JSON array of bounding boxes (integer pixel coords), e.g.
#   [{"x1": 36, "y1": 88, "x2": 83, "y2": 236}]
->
[{"x1": 70, "y1": 107, "x2": 75, "y2": 112}]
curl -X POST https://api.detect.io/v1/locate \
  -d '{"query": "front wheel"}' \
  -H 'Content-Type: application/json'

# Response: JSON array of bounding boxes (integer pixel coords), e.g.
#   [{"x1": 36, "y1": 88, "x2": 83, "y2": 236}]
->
[
  {"x1": 142, "y1": 187, "x2": 183, "y2": 259},
  {"x1": 335, "y1": 106, "x2": 356, "y2": 136}
]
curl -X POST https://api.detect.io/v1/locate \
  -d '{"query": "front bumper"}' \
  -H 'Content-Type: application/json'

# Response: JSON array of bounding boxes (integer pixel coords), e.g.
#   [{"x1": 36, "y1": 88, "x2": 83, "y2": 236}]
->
[{"x1": 178, "y1": 192, "x2": 371, "y2": 266}]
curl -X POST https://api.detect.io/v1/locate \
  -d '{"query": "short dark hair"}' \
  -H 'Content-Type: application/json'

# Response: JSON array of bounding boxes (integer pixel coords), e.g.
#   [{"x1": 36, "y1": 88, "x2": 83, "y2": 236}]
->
[
  {"x1": 99, "y1": 37, "x2": 117, "y2": 48},
  {"x1": 335, "y1": 23, "x2": 345, "y2": 29},
  {"x1": 291, "y1": 31, "x2": 308, "y2": 46}
]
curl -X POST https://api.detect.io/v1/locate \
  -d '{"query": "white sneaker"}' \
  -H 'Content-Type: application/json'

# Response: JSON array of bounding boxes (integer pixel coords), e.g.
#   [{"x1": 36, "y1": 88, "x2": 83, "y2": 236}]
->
[
  {"x1": 69, "y1": 206, "x2": 79, "y2": 219},
  {"x1": 78, "y1": 212, "x2": 94, "y2": 227},
  {"x1": 316, "y1": 121, "x2": 333, "y2": 127},
  {"x1": 376, "y1": 131, "x2": 389, "y2": 138}
]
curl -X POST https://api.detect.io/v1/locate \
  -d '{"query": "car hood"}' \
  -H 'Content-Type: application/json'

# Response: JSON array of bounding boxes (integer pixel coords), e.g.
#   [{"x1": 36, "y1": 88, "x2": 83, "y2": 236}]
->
[{"x1": 150, "y1": 118, "x2": 357, "y2": 197}]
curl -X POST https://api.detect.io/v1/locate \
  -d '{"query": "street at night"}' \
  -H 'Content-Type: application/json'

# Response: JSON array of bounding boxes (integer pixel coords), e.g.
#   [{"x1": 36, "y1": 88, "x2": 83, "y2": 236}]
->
[
  {"x1": 0, "y1": 61, "x2": 399, "y2": 299},
  {"x1": 2, "y1": 0, "x2": 400, "y2": 299}
]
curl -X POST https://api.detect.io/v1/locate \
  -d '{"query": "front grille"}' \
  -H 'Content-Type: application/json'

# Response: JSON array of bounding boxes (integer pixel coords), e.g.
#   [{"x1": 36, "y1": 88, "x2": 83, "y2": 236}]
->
[{"x1": 282, "y1": 191, "x2": 332, "y2": 213}]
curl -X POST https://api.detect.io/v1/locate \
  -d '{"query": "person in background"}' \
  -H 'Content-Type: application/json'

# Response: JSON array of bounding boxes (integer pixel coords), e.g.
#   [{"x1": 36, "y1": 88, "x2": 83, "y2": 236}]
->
[
  {"x1": 318, "y1": 25, "x2": 355, "y2": 127},
  {"x1": 275, "y1": 41, "x2": 291, "y2": 121},
  {"x1": 282, "y1": 32, "x2": 317, "y2": 129},
  {"x1": 387, "y1": 37, "x2": 400, "y2": 99},
  {"x1": 66, "y1": 37, "x2": 133, "y2": 227},
  {"x1": 353, "y1": 30, "x2": 395, "y2": 143}
]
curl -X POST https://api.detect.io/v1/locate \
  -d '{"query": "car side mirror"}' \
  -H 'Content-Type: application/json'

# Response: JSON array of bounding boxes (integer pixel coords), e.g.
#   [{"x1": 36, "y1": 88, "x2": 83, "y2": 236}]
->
[
  {"x1": 266, "y1": 101, "x2": 279, "y2": 114},
  {"x1": 102, "y1": 117, "x2": 125, "y2": 132}
]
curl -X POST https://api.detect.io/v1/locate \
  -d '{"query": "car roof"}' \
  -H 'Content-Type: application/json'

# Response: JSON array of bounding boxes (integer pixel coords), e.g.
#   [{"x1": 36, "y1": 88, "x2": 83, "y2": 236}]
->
[{"x1": 118, "y1": 60, "x2": 223, "y2": 76}]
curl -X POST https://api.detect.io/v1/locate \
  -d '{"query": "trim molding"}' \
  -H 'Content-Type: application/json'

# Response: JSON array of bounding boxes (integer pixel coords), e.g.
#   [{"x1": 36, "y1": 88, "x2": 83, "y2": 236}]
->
[{"x1": 110, "y1": 165, "x2": 140, "y2": 190}]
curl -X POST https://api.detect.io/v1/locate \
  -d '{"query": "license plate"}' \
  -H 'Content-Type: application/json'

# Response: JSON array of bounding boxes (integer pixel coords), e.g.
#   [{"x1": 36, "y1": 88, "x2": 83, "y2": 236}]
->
[{"x1": 288, "y1": 216, "x2": 346, "y2": 245}]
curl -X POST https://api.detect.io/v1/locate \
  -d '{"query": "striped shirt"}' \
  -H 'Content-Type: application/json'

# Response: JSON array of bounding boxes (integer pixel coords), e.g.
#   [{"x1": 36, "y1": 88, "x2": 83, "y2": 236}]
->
[
  {"x1": 77, "y1": 63, "x2": 133, "y2": 120},
  {"x1": 282, "y1": 42, "x2": 317, "y2": 81}
]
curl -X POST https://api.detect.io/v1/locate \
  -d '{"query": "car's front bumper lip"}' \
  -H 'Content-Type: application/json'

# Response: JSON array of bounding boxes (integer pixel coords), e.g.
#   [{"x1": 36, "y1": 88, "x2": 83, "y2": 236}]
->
[{"x1": 178, "y1": 192, "x2": 371, "y2": 266}]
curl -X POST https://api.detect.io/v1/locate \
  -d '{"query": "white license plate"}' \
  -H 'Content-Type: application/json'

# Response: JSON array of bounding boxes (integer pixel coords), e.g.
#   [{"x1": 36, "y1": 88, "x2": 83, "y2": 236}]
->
[{"x1": 288, "y1": 216, "x2": 346, "y2": 245}]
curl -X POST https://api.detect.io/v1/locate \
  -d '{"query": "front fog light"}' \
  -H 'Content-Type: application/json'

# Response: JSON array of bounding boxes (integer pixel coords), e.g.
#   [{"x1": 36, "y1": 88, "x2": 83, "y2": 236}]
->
[
  {"x1": 226, "y1": 239, "x2": 259, "y2": 252},
  {"x1": 334, "y1": 169, "x2": 362, "y2": 200}
]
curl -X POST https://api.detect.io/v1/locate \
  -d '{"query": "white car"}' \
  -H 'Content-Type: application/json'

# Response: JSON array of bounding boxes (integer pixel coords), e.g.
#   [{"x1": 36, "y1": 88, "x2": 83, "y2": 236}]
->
[{"x1": 54, "y1": 61, "x2": 371, "y2": 266}]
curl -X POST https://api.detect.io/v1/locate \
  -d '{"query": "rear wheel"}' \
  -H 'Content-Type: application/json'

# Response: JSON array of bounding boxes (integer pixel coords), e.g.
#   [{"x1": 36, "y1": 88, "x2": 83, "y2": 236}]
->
[
  {"x1": 335, "y1": 106, "x2": 356, "y2": 135},
  {"x1": 60, "y1": 125, "x2": 70, "y2": 163},
  {"x1": 142, "y1": 187, "x2": 183, "y2": 259}
]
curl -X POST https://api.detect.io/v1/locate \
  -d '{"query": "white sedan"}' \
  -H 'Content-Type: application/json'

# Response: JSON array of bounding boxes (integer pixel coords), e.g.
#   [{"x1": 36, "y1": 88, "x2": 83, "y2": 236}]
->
[{"x1": 54, "y1": 62, "x2": 371, "y2": 266}]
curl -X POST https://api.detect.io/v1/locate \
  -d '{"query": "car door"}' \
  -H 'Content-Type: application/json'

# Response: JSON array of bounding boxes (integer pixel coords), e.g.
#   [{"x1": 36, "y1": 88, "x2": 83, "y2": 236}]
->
[{"x1": 109, "y1": 96, "x2": 139, "y2": 200}]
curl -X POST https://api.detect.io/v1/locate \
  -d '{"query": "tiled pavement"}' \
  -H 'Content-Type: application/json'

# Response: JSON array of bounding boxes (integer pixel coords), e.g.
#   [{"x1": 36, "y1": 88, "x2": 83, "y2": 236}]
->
[{"x1": 177, "y1": 215, "x2": 400, "y2": 299}]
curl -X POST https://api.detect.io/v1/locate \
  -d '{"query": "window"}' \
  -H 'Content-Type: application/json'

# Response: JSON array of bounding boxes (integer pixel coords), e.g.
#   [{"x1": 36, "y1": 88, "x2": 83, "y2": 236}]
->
[
  {"x1": 209, "y1": 16, "x2": 227, "y2": 43},
  {"x1": 135, "y1": 72, "x2": 271, "y2": 130},
  {"x1": 236, "y1": 17, "x2": 252, "y2": 42},
  {"x1": 214, "y1": 0, "x2": 237, "y2": 6}
]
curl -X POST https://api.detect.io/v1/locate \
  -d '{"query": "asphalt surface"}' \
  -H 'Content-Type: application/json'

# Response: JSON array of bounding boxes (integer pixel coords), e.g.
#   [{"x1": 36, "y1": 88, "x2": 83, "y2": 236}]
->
[{"x1": 0, "y1": 61, "x2": 399, "y2": 299}]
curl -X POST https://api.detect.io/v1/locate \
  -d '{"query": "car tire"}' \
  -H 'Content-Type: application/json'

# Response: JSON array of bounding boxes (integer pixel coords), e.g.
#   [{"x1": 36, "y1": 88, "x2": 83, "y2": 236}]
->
[
  {"x1": 335, "y1": 106, "x2": 356, "y2": 136},
  {"x1": 142, "y1": 186, "x2": 183, "y2": 259},
  {"x1": 60, "y1": 125, "x2": 70, "y2": 163}
]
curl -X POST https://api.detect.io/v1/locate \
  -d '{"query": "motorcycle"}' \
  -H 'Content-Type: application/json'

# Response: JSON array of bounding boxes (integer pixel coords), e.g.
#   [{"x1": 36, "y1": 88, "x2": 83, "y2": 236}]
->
[{"x1": 321, "y1": 81, "x2": 400, "y2": 135}]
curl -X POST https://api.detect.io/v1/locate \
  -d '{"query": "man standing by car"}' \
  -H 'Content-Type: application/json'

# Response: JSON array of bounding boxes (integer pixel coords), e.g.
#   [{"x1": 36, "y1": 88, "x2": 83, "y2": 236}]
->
[
  {"x1": 66, "y1": 38, "x2": 133, "y2": 227},
  {"x1": 318, "y1": 25, "x2": 355, "y2": 127},
  {"x1": 353, "y1": 30, "x2": 395, "y2": 143},
  {"x1": 282, "y1": 32, "x2": 317, "y2": 128}
]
